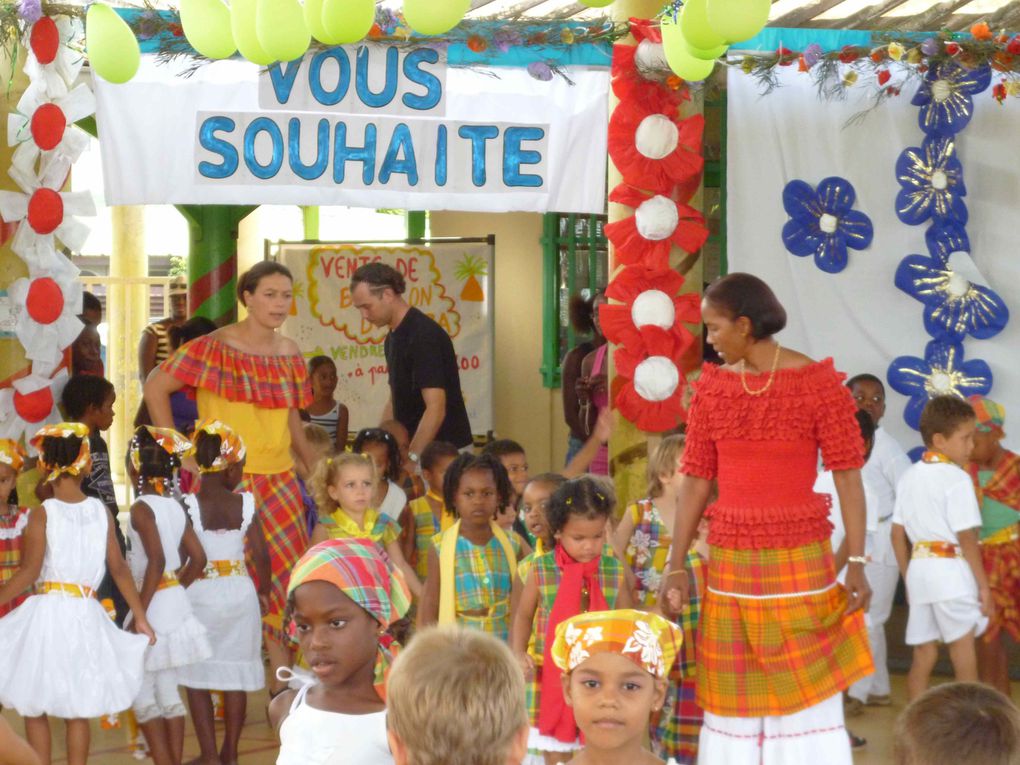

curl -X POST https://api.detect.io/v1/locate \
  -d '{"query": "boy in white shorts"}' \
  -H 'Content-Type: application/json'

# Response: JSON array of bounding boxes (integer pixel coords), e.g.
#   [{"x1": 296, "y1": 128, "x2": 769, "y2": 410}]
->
[{"x1": 892, "y1": 396, "x2": 992, "y2": 702}]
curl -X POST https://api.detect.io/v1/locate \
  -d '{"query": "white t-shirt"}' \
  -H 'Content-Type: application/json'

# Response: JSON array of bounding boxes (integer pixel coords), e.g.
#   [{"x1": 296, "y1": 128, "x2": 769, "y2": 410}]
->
[
  {"x1": 863, "y1": 427, "x2": 912, "y2": 566},
  {"x1": 378, "y1": 481, "x2": 408, "y2": 521},
  {"x1": 814, "y1": 470, "x2": 878, "y2": 584},
  {"x1": 892, "y1": 461, "x2": 982, "y2": 604}
]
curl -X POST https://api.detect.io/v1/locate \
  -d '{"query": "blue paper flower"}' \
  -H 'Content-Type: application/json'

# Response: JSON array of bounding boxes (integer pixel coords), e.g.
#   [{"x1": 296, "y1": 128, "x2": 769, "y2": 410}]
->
[
  {"x1": 887, "y1": 339, "x2": 993, "y2": 430},
  {"x1": 781, "y1": 177, "x2": 873, "y2": 274},
  {"x1": 895, "y1": 135, "x2": 967, "y2": 226},
  {"x1": 925, "y1": 223, "x2": 970, "y2": 266},
  {"x1": 911, "y1": 62, "x2": 991, "y2": 136}
]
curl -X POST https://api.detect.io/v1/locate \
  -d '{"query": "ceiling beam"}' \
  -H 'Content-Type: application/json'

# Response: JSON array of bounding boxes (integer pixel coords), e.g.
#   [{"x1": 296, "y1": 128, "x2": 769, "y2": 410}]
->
[{"x1": 771, "y1": 0, "x2": 857, "y2": 27}]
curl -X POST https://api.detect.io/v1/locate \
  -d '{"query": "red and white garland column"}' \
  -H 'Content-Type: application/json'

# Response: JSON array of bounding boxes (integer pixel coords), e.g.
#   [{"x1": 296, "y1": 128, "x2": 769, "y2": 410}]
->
[{"x1": 0, "y1": 11, "x2": 96, "y2": 444}]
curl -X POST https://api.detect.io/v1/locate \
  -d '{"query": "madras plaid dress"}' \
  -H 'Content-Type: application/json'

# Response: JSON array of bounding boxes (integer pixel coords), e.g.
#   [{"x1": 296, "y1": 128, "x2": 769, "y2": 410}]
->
[
  {"x1": 431, "y1": 529, "x2": 520, "y2": 641},
  {"x1": 410, "y1": 496, "x2": 439, "y2": 580},
  {"x1": 318, "y1": 508, "x2": 400, "y2": 547},
  {"x1": 0, "y1": 508, "x2": 29, "y2": 618},
  {"x1": 970, "y1": 452, "x2": 1020, "y2": 642}
]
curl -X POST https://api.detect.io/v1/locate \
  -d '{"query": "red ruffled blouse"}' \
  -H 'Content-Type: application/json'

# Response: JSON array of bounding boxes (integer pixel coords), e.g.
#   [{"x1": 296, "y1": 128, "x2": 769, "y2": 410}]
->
[{"x1": 681, "y1": 359, "x2": 864, "y2": 550}]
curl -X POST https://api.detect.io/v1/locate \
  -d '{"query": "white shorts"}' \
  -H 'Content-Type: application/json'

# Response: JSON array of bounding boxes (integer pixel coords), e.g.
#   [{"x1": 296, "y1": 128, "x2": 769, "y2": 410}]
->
[{"x1": 906, "y1": 596, "x2": 988, "y2": 645}]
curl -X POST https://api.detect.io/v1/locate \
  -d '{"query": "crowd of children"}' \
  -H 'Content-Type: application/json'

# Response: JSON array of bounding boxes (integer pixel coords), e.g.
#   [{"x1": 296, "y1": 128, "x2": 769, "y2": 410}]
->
[{"x1": 0, "y1": 350, "x2": 1019, "y2": 765}]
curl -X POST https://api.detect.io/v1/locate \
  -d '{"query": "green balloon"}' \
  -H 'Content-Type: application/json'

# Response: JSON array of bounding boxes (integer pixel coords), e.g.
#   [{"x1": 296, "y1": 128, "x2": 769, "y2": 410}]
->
[
  {"x1": 231, "y1": 0, "x2": 274, "y2": 65},
  {"x1": 86, "y1": 3, "x2": 140, "y2": 84},
  {"x1": 180, "y1": 0, "x2": 236, "y2": 60},
  {"x1": 303, "y1": 0, "x2": 331, "y2": 43},
  {"x1": 679, "y1": 0, "x2": 725, "y2": 51},
  {"x1": 685, "y1": 38, "x2": 728, "y2": 61},
  {"x1": 320, "y1": 0, "x2": 376, "y2": 45},
  {"x1": 661, "y1": 18, "x2": 715, "y2": 81},
  {"x1": 403, "y1": 0, "x2": 471, "y2": 36},
  {"x1": 706, "y1": 0, "x2": 771, "y2": 44},
  {"x1": 257, "y1": 0, "x2": 311, "y2": 62},
  {"x1": 579, "y1": 0, "x2": 615, "y2": 6}
]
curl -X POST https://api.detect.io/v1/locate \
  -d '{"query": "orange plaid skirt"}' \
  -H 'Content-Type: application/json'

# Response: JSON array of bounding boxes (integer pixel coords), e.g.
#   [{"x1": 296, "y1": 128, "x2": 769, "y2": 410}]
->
[
  {"x1": 697, "y1": 540, "x2": 873, "y2": 717},
  {"x1": 981, "y1": 526, "x2": 1020, "y2": 642}
]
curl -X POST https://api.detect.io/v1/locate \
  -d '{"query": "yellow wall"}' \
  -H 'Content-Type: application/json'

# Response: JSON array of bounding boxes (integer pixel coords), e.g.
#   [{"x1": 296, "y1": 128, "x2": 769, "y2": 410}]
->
[{"x1": 429, "y1": 211, "x2": 570, "y2": 473}]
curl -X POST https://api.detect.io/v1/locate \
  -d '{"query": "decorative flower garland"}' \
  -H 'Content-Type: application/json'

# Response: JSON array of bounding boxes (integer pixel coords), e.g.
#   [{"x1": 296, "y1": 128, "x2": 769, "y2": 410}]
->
[
  {"x1": 604, "y1": 21, "x2": 708, "y2": 433},
  {"x1": 0, "y1": 6, "x2": 94, "y2": 446}
]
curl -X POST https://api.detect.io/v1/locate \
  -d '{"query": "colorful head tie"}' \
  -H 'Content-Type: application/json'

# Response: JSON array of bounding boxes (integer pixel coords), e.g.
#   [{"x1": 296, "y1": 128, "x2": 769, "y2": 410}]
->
[
  {"x1": 969, "y1": 395, "x2": 1005, "y2": 434},
  {"x1": 129, "y1": 426, "x2": 194, "y2": 472},
  {"x1": 30, "y1": 422, "x2": 92, "y2": 483},
  {"x1": 288, "y1": 539, "x2": 411, "y2": 700},
  {"x1": 551, "y1": 609, "x2": 683, "y2": 680},
  {"x1": 0, "y1": 440, "x2": 26, "y2": 473},
  {"x1": 191, "y1": 419, "x2": 246, "y2": 473}
]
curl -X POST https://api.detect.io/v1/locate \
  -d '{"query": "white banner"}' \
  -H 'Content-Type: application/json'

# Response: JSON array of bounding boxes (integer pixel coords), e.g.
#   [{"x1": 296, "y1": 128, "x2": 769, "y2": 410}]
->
[
  {"x1": 278, "y1": 239, "x2": 494, "y2": 434},
  {"x1": 727, "y1": 65, "x2": 1020, "y2": 453},
  {"x1": 93, "y1": 47, "x2": 609, "y2": 213}
]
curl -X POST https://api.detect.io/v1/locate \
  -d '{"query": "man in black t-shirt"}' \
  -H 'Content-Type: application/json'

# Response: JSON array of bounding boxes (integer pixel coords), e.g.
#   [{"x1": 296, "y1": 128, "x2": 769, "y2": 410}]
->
[{"x1": 351, "y1": 263, "x2": 473, "y2": 459}]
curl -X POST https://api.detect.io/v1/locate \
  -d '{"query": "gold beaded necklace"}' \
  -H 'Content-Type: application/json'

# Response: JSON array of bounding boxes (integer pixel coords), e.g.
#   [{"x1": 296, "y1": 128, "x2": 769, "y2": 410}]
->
[{"x1": 740, "y1": 343, "x2": 782, "y2": 396}]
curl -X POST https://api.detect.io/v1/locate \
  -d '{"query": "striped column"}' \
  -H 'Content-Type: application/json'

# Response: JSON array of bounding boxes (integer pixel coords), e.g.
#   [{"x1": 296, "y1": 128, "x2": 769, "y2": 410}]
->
[{"x1": 178, "y1": 205, "x2": 257, "y2": 326}]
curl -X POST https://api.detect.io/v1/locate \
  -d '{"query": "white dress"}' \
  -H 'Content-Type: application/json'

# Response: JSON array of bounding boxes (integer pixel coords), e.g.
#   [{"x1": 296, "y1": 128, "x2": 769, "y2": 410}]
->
[
  {"x1": 0, "y1": 497, "x2": 149, "y2": 718},
  {"x1": 127, "y1": 494, "x2": 211, "y2": 671},
  {"x1": 178, "y1": 493, "x2": 265, "y2": 691},
  {"x1": 277, "y1": 681, "x2": 393, "y2": 765}
]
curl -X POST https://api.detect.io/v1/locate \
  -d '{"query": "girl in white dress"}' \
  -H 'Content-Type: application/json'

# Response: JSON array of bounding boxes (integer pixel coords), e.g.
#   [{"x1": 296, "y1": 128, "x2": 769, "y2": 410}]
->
[
  {"x1": 127, "y1": 426, "x2": 212, "y2": 765},
  {"x1": 178, "y1": 421, "x2": 271, "y2": 765},
  {"x1": 0, "y1": 423, "x2": 154, "y2": 765}
]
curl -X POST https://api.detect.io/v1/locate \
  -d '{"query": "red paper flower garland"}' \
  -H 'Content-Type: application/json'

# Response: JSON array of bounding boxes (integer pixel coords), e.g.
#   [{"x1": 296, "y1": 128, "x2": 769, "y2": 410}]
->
[{"x1": 605, "y1": 22, "x2": 708, "y2": 433}]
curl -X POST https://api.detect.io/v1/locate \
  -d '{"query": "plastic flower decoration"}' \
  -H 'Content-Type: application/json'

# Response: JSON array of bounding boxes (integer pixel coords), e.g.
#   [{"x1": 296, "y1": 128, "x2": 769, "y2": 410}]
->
[
  {"x1": 8, "y1": 81, "x2": 96, "y2": 170},
  {"x1": 887, "y1": 339, "x2": 993, "y2": 430},
  {"x1": 781, "y1": 176, "x2": 874, "y2": 274},
  {"x1": 604, "y1": 184, "x2": 708, "y2": 269},
  {"x1": 23, "y1": 16, "x2": 85, "y2": 99},
  {"x1": 608, "y1": 106, "x2": 704, "y2": 193},
  {"x1": 895, "y1": 134, "x2": 967, "y2": 226},
  {"x1": 0, "y1": 369, "x2": 68, "y2": 444},
  {"x1": 925, "y1": 222, "x2": 969, "y2": 265},
  {"x1": 601, "y1": 265, "x2": 700, "y2": 354},
  {"x1": 614, "y1": 330, "x2": 689, "y2": 433},
  {"x1": 911, "y1": 62, "x2": 991, "y2": 136},
  {"x1": 8, "y1": 267, "x2": 84, "y2": 376}
]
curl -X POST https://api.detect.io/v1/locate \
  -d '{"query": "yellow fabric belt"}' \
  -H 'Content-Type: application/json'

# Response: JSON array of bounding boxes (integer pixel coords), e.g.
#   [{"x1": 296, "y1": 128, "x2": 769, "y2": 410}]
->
[
  {"x1": 912, "y1": 541, "x2": 961, "y2": 560},
  {"x1": 38, "y1": 581, "x2": 96, "y2": 598},
  {"x1": 202, "y1": 559, "x2": 246, "y2": 579},
  {"x1": 157, "y1": 572, "x2": 180, "y2": 590},
  {"x1": 981, "y1": 524, "x2": 1020, "y2": 546}
]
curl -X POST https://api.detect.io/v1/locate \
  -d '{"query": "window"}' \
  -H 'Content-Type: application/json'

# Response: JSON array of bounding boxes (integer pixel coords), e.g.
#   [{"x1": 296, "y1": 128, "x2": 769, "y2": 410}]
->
[
  {"x1": 702, "y1": 94, "x2": 727, "y2": 279},
  {"x1": 540, "y1": 213, "x2": 609, "y2": 388}
]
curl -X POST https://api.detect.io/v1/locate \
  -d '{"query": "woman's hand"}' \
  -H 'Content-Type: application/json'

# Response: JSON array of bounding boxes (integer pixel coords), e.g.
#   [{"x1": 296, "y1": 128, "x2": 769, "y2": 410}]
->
[
  {"x1": 844, "y1": 563, "x2": 872, "y2": 614},
  {"x1": 659, "y1": 569, "x2": 690, "y2": 616}
]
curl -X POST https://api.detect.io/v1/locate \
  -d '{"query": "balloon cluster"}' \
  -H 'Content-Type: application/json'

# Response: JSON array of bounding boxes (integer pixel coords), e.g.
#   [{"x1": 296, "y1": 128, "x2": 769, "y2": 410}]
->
[{"x1": 660, "y1": 0, "x2": 770, "y2": 82}]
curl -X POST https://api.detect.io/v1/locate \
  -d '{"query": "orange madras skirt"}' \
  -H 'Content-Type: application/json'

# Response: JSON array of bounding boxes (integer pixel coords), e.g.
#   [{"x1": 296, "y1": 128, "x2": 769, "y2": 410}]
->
[
  {"x1": 980, "y1": 525, "x2": 1020, "y2": 642},
  {"x1": 697, "y1": 540, "x2": 873, "y2": 718},
  {"x1": 242, "y1": 470, "x2": 308, "y2": 645}
]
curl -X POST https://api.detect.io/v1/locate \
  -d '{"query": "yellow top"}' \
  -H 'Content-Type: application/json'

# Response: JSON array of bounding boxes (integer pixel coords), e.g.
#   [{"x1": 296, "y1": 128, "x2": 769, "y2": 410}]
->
[{"x1": 196, "y1": 389, "x2": 292, "y2": 475}]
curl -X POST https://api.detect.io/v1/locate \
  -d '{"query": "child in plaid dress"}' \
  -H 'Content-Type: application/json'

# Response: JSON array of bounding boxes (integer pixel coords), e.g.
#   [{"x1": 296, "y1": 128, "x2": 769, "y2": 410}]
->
[
  {"x1": 409, "y1": 441, "x2": 459, "y2": 580},
  {"x1": 0, "y1": 440, "x2": 29, "y2": 618}
]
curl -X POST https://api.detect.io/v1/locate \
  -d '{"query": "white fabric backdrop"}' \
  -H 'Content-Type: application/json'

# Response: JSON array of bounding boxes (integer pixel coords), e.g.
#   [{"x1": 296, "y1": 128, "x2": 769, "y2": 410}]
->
[{"x1": 727, "y1": 65, "x2": 1020, "y2": 453}]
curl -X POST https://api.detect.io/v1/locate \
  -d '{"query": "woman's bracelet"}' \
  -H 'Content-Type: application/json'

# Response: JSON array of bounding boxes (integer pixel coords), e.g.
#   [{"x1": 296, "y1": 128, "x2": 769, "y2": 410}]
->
[
  {"x1": 847, "y1": 556, "x2": 869, "y2": 565},
  {"x1": 664, "y1": 569, "x2": 688, "y2": 579}
]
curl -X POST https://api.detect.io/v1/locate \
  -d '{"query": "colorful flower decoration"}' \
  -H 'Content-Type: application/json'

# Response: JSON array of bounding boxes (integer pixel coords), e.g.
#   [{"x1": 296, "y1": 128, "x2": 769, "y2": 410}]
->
[
  {"x1": 925, "y1": 222, "x2": 969, "y2": 265},
  {"x1": 613, "y1": 334, "x2": 688, "y2": 433},
  {"x1": 604, "y1": 184, "x2": 708, "y2": 269},
  {"x1": 608, "y1": 105, "x2": 704, "y2": 193},
  {"x1": 0, "y1": 369, "x2": 69, "y2": 445},
  {"x1": 911, "y1": 62, "x2": 991, "y2": 136},
  {"x1": 8, "y1": 270, "x2": 84, "y2": 375},
  {"x1": 8, "y1": 81, "x2": 96, "y2": 169},
  {"x1": 887, "y1": 339, "x2": 993, "y2": 430},
  {"x1": 600, "y1": 265, "x2": 700, "y2": 353},
  {"x1": 895, "y1": 135, "x2": 967, "y2": 226},
  {"x1": 23, "y1": 16, "x2": 84, "y2": 99},
  {"x1": 781, "y1": 176, "x2": 874, "y2": 273},
  {"x1": 895, "y1": 250, "x2": 1009, "y2": 341}
]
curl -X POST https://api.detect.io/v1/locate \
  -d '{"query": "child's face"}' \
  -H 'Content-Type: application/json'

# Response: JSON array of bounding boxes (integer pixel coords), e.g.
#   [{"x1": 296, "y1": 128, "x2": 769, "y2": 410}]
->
[
  {"x1": 562, "y1": 652, "x2": 665, "y2": 755},
  {"x1": 498, "y1": 452, "x2": 529, "y2": 499},
  {"x1": 0, "y1": 464, "x2": 16, "y2": 505},
  {"x1": 422, "y1": 455, "x2": 455, "y2": 495},
  {"x1": 969, "y1": 429, "x2": 1003, "y2": 464},
  {"x1": 87, "y1": 391, "x2": 116, "y2": 432},
  {"x1": 851, "y1": 380, "x2": 886, "y2": 426},
  {"x1": 291, "y1": 582, "x2": 379, "y2": 688},
  {"x1": 72, "y1": 325, "x2": 102, "y2": 371},
  {"x1": 659, "y1": 469, "x2": 683, "y2": 496},
  {"x1": 223, "y1": 459, "x2": 245, "y2": 491},
  {"x1": 521, "y1": 481, "x2": 553, "y2": 542},
  {"x1": 328, "y1": 464, "x2": 374, "y2": 514},
  {"x1": 311, "y1": 362, "x2": 338, "y2": 400},
  {"x1": 933, "y1": 419, "x2": 976, "y2": 467},
  {"x1": 454, "y1": 468, "x2": 498, "y2": 529},
  {"x1": 555, "y1": 513, "x2": 607, "y2": 563},
  {"x1": 359, "y1": 442, "x2": 390, "y2": 484}
]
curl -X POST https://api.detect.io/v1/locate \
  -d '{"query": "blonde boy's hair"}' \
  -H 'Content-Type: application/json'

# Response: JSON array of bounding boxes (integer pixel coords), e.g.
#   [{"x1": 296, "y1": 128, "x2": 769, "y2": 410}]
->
[
  {"x1": 894, "y1": 682, "x2": 1020, "y2": 765},
  {"x1": 303, "y1": 422, "x2": 334, "y2": 453},
  {"x1": 387, "y1": 626, "x2": 527, "y2": 765},
  {"x1": 308, "y1": 452, "x2": 376, "y2": 517},
  {"x1": 647, "y1": 434, "x2": 685, "y2": 498}
]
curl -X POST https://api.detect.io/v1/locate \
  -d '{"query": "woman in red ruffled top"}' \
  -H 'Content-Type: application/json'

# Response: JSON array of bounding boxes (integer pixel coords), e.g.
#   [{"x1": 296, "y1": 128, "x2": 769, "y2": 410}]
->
[
  {"x1": 145, "y1": 262, "x2": 318, "y2": 696},
  {"x1": 661, "y1": 273, "x2": 874, "y2": 764}
]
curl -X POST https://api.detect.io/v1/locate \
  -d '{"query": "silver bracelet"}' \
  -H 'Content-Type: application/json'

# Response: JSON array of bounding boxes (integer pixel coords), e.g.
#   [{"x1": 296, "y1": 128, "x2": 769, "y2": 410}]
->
[{"x1": 847, "y1": 555, "x2": 869, "y2": 565}]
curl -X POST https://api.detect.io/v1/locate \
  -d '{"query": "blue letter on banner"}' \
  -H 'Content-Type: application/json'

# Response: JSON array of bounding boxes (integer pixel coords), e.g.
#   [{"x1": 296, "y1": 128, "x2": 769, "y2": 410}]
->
[
  {"x1": 355, "y1": 46, "x2": 398, "y2": 108},
  {"x1": 289, "y1": 118, "x2": 330, "y2": 180},
  {"x1": 333, "y1": 122, "x2": 378, "y2": 184},
  {"x1": 268, "y1": 60, "x2": 303, "y2": 105},
  {"x1": 503, "y1": 127, "x2": 545, "y2": 188},
  {"x1": 198, "y1": 116, "x2": 239, "y2": 179},
  {"x1": 379, "y1": 123, "x2": 419, "y2": 185},
  {"x1": 402, "y1": 48, "x2": 442, "y2": 111},
  {"x1": 243, "y1": 117, "x2": 284, "y2": 179},
  {"x1": 458, "y1": 125, "x2": 499, "y2": 187},
  {"x1": 309, "y1": 49, "x2": 352, "y2": 107}
]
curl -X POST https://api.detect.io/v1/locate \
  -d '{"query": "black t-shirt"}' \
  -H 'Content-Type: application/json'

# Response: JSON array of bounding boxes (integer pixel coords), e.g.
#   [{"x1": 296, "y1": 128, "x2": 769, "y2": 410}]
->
[{"x1": 384, "y1": 307, "x2": 472, "y2": 448}]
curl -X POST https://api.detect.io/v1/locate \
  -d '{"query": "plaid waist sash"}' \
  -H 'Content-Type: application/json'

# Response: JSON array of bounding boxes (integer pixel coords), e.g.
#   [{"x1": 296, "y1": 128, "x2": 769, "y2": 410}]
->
[
  {"x1": 203, "y1": 559, "x2": 246, "y2": 579},
  {"x1": 38, "y1": 581, "x2": 96, "y2": 598},
  {"x1": 982, "y1": 524, "x2": 1020, "y2": 546},
  {"x1": 912, "y1": 541, "x2": 961, "y2": 559}
]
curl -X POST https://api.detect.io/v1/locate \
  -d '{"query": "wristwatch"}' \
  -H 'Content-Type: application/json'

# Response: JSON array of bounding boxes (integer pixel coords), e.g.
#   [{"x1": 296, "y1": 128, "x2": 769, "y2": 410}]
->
[{"x1": 408, "y1": 451, "x2": 420, "y2": 464}]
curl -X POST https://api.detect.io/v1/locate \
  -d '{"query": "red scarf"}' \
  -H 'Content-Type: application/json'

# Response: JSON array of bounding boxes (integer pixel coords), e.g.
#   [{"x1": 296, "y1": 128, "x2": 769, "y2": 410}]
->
[{"x1": 537, "y1": 544, "x2": 608, "y2": 743}]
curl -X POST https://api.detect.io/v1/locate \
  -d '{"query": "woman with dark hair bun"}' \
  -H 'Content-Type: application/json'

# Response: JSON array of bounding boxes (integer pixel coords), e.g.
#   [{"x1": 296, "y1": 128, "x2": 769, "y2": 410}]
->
[{"x1": 660, "y1": 272, "x2": 873, "y2": 764}]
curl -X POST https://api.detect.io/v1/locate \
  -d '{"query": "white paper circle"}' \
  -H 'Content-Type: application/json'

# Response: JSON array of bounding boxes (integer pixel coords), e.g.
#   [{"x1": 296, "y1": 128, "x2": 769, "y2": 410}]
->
[
  {"x1": 635, "y1": 40, "x2": 669, "y2": 73},
  {"x1": 818, "y1": 213, "x2": 839, "y2": 234},
  {"x1": 634, "y1": 356, "x2": 680, "y2": 402},
  {"x1": 929, "y1": 371, "x2": 954, "y2": 394},
  {"x1": 635, "y1": 196, "x2": 679, "y2": 241},
  {"x1": 931, "y1": 79, "x2": 952, "y2": 103},
  {"x1": 635, "y1": 114, "x2": 679, "y2": 160},
  {"x1": 631, "y1": 290, "x2": 676, "y2": 329},
  {"x1": 946, "y1": 270, "x2": 970, "y2": 298},
  {"x1": 931, "y1": 170, "x2": 948, "y2": 190}
]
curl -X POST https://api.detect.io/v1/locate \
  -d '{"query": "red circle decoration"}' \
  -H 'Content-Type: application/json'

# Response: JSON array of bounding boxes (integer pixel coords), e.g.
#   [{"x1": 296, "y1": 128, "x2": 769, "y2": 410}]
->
[
  {"x1": 30, "y1": 103, "x2": 67, "y2": 151},
  {"x1": 26, "y1": 277, "x2": 65, "y2": 324},
  {"x1": 26, "y1": 188, "x2": 63, "y2": 235},
  {"x1": 13, "y1": 386, "x2": 54, "y2": 424},
  {"x1": 30, "y1": 18, "x2": 60, "y2": 65}
]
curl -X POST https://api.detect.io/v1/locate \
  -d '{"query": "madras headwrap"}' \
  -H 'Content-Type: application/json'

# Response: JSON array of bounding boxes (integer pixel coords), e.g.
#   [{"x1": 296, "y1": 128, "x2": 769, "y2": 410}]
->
[
  {"x1": 969, "y1": 395, "x2": 1006, "y2": 434},
  {"x1": 30, "y1": 423, "x2": 91, "y2": 482},
  {"x1": 0, "y1": 440, "x2": 26, "y2": 473},
  {"x1": 288, "y1": 538, "x2": 411, "y2": 699},
  {"x1": 551, "y1": 609, "x2": 684, "y2": 679},
  {"x1": 129, "y1": 426, "x2": 194, "y2": 471},
  {"x1": 191, "y1": 419, "x2": 247, "y2": 473}
]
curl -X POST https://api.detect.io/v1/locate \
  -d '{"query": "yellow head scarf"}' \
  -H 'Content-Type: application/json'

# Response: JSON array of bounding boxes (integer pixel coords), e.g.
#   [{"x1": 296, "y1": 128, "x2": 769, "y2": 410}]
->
[
  {"x1": 30, "y1": 423, "x2": 91, "y2": 483},
  {"x1": 551, "y1": 609, "x2": 683, "y2": 679}
]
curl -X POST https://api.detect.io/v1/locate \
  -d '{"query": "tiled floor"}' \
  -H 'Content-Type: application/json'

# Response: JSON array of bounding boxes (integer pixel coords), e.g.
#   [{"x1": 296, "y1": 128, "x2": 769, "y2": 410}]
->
[{"x1": 7, "y1": 672, "x2": 1013, "y2": 764}]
